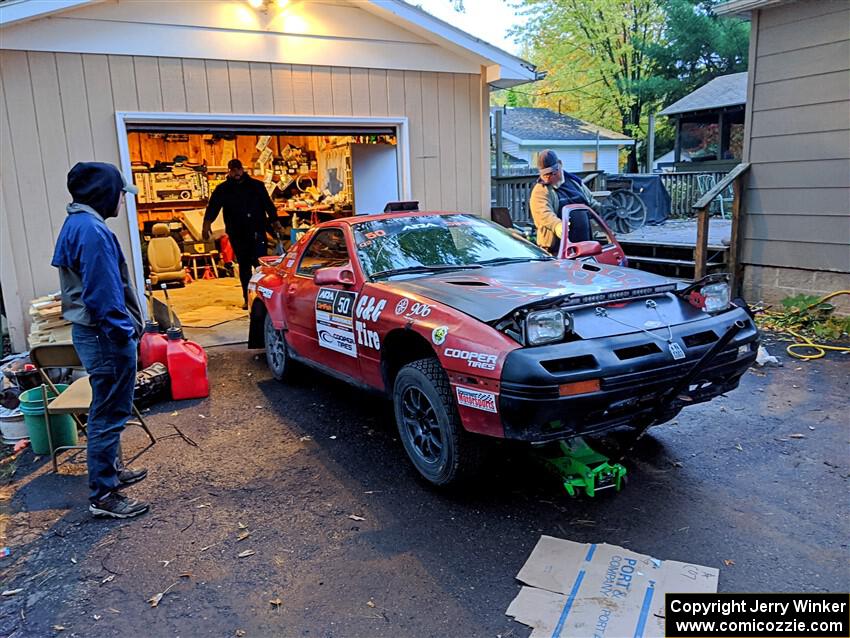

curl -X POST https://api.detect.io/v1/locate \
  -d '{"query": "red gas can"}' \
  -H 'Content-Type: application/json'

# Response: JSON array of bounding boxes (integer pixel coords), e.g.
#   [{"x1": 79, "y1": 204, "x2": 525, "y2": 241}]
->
[
  {"x1": 140, "y1": 323, "x2": 168, "y2": 368},
  {"x1": 166, "y1": 329, "x2": 210, "y2": 400}
]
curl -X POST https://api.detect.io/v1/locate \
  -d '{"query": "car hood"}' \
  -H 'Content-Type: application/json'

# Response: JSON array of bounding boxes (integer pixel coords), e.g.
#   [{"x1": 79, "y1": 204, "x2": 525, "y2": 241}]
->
[{"x1": 386, "y1": 260, "x2": 676, "y2": 323}]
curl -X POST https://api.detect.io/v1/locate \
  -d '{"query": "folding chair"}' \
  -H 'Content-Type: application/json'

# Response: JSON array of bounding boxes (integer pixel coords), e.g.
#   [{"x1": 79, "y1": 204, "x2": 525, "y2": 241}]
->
[{"x1": 28, "y1": 342, "x2": 156, "y2": 472}]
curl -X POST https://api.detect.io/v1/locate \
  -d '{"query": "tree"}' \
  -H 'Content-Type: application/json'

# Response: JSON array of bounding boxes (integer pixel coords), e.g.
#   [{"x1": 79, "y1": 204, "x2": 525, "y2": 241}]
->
[
  {"x1": 507, "y1": 0, "x2": 749, "y2": 170},
  {"x1": 511, "y1": 0, "x2": 665, "y2": 171}
]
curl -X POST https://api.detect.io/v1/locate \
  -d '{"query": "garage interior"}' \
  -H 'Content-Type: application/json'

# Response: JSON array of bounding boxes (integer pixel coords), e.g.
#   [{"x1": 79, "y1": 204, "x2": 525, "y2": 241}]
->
[{"x1": 128, "y1": 125, "x2": 399, "y2": 343}]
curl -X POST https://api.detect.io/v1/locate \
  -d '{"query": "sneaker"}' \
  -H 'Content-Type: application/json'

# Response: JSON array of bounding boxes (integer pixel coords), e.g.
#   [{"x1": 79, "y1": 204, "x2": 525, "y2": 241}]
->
[
  {"x1": 118, "y1": 467, "x2": 148, "y2": 487},
  {"x1": 89, "y1": 492, "x2": 149, "y2": 519},
  {"x1": 241, "y1": 301, "x2": 249, "y2": 310}
]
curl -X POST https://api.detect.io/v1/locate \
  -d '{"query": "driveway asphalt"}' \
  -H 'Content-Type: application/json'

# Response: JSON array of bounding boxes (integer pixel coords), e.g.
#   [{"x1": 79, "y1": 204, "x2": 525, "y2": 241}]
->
[{"x1": 1, "y1": 337, "x2": 848, "y2": 637}]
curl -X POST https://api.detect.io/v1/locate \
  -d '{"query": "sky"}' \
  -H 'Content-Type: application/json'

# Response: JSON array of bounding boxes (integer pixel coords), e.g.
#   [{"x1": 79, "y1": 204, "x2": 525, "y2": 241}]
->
[{"x1": 415, "y1": 0, "x2": 527, "y2": 56}]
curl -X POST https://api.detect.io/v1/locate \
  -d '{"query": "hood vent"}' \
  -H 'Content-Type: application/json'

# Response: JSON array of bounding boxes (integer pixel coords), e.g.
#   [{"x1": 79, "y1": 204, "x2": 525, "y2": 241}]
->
[{"x1": 446, "y1": 280, "x2": 489, "y2": 286}]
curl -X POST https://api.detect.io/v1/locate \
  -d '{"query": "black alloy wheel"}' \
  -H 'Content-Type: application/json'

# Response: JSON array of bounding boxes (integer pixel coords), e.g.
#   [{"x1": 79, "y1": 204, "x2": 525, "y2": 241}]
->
[
  {"x1": 392, "y1": 358, "x2": 480, "y2": 486},
  {"x1": 264, "y1": 312, "x2": 291, "y2": 381}
]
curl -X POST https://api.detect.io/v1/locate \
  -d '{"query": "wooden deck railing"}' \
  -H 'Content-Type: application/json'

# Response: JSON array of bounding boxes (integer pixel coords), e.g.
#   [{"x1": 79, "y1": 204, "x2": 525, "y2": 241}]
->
[
  {"x1": 491, "y1": 171, "x2": 606, "y2": 225},
  {"x1": 658, "y1": 171, "x2": 728, "y2": 217},
  {"x1": 692, "y1": 162, "x2": 750, "y2": 290}
]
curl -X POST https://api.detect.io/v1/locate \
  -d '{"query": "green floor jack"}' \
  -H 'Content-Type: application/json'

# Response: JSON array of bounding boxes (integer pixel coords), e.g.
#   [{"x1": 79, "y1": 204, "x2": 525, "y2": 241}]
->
[{"x1": 541, "y1": 437, "x2": 627, "y2": 497}]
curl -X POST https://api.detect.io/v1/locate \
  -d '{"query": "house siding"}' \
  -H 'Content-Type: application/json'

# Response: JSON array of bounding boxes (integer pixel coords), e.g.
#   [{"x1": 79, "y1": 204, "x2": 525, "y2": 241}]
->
[
  {"x1": 741, "y1": 0, "x2": 850, "y2": 278},
  {"x1": 0, "y1": 50, "x2": 486, "y2": 351}
]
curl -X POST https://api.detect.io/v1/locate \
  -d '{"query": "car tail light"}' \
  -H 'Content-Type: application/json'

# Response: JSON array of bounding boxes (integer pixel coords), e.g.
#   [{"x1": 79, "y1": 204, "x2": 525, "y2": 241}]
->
[
  {"x1": 558, "y1": 379, "x2": 601, "y2": 396},
  {"x1": 688, "y1": 282, "x2": 730, "y2": 313}
]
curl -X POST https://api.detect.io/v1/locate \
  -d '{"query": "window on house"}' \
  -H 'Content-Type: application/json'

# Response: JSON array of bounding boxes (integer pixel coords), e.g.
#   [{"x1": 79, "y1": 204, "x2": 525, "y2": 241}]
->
[{"x1": 582, "y1": 151, "x2": 597, "y2": 171}]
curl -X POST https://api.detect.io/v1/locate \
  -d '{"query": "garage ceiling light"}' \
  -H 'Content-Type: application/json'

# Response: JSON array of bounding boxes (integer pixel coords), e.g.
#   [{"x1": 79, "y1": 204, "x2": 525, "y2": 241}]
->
[{"x1": 247, "y1": 0, "x2": 290, "y2": 11}]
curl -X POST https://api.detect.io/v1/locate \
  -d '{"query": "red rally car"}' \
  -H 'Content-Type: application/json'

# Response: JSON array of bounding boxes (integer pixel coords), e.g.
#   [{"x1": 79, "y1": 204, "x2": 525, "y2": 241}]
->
[{"x1": 247, "y1": 212, "x2": 759, "y2": 486}]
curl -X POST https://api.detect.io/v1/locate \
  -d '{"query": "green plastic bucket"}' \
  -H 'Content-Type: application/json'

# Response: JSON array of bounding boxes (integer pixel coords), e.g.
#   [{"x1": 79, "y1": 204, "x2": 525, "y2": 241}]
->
[{"x1": 19, "y1": 385, "x2": 79, "y2": 455}]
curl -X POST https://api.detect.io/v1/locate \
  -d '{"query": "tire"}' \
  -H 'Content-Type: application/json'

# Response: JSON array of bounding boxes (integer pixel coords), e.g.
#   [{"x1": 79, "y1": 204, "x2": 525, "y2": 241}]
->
[
  {"x1": 264, "y1": 312, "x2": 292, "y2": 382},
  {"x1": 392, "y1": 358, "x2": 480, "y2": 486}
]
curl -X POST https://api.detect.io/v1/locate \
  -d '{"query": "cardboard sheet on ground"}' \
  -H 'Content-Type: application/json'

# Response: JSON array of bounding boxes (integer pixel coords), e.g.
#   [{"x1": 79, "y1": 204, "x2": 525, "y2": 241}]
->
[
  {"x1": 506, "y1": 536, "x2": 718, "y2": 638},
  {"x1": 178, "y1": 305, "x2": 246, "y2": 328}
]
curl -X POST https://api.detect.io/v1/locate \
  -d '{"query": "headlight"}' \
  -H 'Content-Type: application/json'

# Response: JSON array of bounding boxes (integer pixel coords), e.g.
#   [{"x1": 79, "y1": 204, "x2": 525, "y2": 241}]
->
[
  {"x1": 526, "y1": 309, "x2": 565, "y2": 345},
  {"x1": 702, "y1": 282, "x2": 730, "y2": 313}
]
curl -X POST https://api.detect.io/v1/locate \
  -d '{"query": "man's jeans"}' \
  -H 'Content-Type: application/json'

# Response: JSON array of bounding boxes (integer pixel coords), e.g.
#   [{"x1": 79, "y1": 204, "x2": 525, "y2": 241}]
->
[{"x1": 71, "y1": 324, "x2": 137, "y2": 503}]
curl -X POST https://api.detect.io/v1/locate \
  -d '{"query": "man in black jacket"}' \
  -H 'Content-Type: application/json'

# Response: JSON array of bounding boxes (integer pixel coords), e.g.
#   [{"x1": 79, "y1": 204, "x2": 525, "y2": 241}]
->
[{"x1": 203, "y1": 159, "x2": 279, "y2": 308}]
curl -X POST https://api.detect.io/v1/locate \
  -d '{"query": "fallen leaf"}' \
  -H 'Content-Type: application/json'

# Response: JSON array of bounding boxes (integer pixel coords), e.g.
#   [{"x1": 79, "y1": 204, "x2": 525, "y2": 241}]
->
[
  {"x1": 348, "y1": 514, "x2": 365, "y2": 522},
  {"x1": 101, "y1": 575, "x2": 115, "y2": 585},
  {"x1": 107, "y1": 608, "x2": 120, "y2": 614},
  {"x1": 269, "y1": 598, "x2": 283, "y2": 607},
  {"x1": 160, "y1": 560, "x2": 172, "y2": 567},
  {"x1": 180, "y1": 573, "x2": 192, "y2": 579},
  {"x1": 93, "y1": 615, "x2": 102, "y2": 621},
  {"x1": 199, "y1": 414, "x2": 206, "y2": 419},
  {"x1": 70, "y1": 557, "x2": 77, "y2": 564},
  {"x1": 808, "y1": 426, "x2": 815, "y2": 431},
  {"x1": 723, "y1": 559, "x2": 735, "y2": 566},
  {"x1": 255, "y1": 405, "x2": 263, "y2": 409},
  {"x1": 171, "y1": 411, "x2": 179, "y2": 416},
  {"x1": 299, "y1": 436, "x2": 312, "y2": 442},
  {"x1": 200, "y1": 545, "x2": 213, "y2": 552},
  {"x1": 196, "y1": 503, "x2": 211, "y2": 509},
  {"x1": 2, "y1": 589, "x2": 23, "y2": 596},
  {"x1": 671, "y1": 461, "x2": 683, "y2": 468},
  {"x1": 236, "y1": 631, "x2": 246, "y2": 637},
  {"x1": 789, "y1": 433, "x2": 806, "y2": 439},
  {"x1": 734, "y1": 443, "x2": 744, "y2": 452},
  {"x1": 148, "y1": 581, "x2": 179, "y2": 607},
  {"x1": 53, "y1": 626, "x2": 65, "y2": 631},
  {"x1": 237, "y1": 531, "x2": 251, "y2": 542},
  {"x1": 238, "y1": 522, "x2": 247, "y2": 529},
  {"x1": 237, "y1": 549, "x2": 255, "y2": 558},
  {"x1": 366, "y1": 600, "x2": 376, "y2": 608},
  {"x1": 329, "y1": 435, "x2": 337, "y2": 440}
]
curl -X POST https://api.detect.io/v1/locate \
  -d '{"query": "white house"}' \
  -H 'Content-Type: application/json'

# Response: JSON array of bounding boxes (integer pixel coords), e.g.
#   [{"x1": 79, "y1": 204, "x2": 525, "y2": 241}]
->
[{"x1": 493, "y1": 107, "x2": 634, "y2": 174}]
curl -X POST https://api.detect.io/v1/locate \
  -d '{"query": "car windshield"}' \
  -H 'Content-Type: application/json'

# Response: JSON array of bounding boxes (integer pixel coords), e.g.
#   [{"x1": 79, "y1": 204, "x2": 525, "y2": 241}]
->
[{"x1": 353, "y1": 214, "x2": 551, "y2": 279}]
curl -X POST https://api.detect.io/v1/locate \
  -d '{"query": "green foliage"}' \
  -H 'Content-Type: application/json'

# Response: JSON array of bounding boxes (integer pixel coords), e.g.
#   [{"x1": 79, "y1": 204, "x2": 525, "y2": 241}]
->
[
  {"x1": 507, "y1": 0, "x2": 749, "y2": 169},
  {"x1": 758, "y1": 294, "x2": 850, "y2": 342}
]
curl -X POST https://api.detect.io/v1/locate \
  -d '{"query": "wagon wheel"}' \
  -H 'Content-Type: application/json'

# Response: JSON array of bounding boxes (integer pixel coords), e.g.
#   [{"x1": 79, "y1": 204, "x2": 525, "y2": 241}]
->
[{"x1": 600, "y1": 189, "x2": 647, "y2": 234}]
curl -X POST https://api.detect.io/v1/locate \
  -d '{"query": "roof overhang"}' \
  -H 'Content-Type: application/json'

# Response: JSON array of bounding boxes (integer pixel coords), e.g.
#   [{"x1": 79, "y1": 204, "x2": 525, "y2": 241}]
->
[
  {"x1": 714, "y1": 0, "x2": 797, "y2": 16},
  {"x1": 0, "y1": 0, "x2": 105, "y2": 25},
  {"x1": 502, "y1": 131, "x2": 634, "y2": 146},
  {"x1": 0, "y1": 0, "x2": 539, "y2": 88},
  {"x1": 359, "y1": 0, "x2": 538, "y2": 87}
]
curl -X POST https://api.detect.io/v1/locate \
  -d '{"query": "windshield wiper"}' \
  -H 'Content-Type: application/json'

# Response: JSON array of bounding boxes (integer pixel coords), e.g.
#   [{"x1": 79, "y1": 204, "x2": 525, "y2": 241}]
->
[
  {"x1": 476, "y1": 256, "x2": 552, "y2": 266},
  {"x1": 369, "y1": 264, "x2": 482, "y2": 281}
]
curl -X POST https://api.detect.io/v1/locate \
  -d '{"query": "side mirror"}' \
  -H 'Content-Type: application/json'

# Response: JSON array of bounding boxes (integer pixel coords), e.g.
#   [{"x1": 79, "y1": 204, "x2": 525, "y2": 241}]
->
[
  {"x1": 565, "y1": 241, "x2": 602, "y2": 259},
  {"x1": 314, "y1": 265, "x2": 355, "y2": 286}
]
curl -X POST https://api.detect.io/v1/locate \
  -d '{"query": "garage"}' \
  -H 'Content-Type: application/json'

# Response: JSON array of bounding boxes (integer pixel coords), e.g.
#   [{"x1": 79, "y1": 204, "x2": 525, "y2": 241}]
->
[
  {"x1": 0, "y1": 0, "x2": 538, "y2": 352},
  {"x1": 123, "y1": 116, "x2": 404, "y2": 334}
]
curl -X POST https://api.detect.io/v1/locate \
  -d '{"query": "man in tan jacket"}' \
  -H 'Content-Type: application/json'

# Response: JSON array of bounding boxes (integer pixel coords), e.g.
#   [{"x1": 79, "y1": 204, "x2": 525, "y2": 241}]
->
[{"x1": 529, "y1": 149, "x2": 600, "y2": 256}]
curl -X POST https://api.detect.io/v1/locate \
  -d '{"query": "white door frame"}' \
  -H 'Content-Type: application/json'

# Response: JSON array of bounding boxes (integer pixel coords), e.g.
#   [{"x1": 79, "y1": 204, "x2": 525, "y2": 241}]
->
[{"x1": 114, "y1": 111, "x2": 411, "y2": 306}]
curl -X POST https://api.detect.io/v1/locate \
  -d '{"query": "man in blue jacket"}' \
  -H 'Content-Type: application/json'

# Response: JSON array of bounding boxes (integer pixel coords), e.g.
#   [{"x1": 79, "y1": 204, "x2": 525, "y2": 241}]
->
[{"x1": 52, "y1": 162, "x2": 149, "y2": 519}]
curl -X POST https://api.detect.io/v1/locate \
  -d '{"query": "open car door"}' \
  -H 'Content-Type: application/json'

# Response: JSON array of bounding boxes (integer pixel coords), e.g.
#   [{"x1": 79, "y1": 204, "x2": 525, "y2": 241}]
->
[{"x1": 558, "y1": 204, "x2": 627, "y2": 266}]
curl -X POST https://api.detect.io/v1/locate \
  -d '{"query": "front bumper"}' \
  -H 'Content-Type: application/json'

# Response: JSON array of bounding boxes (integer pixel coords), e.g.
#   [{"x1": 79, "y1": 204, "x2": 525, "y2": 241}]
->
[{"x1": 498, "y1": 307, "x2": 759, "y2": 442}]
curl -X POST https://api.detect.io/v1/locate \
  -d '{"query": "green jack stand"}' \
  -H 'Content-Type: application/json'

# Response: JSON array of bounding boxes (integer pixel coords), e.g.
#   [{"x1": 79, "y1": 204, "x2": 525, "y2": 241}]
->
[{"x1": 543, "y1": 437, "x2": 627, "y2": 497}]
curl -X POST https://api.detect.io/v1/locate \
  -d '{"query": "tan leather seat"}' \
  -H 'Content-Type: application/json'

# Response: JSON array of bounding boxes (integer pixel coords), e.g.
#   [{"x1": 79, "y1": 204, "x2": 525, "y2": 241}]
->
[{"x1": 148, "y1": 223, "x2": 185, "y2": 285}]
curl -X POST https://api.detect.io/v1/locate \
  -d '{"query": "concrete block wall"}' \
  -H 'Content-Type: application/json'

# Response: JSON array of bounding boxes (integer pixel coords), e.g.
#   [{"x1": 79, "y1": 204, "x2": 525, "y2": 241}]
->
[{"x1": 743, "y1": 265, "x2": 850, "y2": 314}]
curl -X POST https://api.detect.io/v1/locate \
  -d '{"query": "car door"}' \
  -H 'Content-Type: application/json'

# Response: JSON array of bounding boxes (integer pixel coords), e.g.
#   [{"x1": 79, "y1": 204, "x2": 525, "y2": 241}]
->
[{"x1": 285, "y1": 226, "x2": 362, "y2": 378}]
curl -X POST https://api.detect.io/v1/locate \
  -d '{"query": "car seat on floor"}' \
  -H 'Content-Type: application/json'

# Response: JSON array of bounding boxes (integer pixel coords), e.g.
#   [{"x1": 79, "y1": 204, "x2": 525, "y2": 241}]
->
[{"x1": 148, "y1": 223, "x2": 185, "y2": 286}]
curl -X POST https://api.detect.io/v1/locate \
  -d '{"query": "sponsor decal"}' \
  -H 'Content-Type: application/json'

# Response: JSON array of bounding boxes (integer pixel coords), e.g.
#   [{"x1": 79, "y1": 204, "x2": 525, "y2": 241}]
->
[
  {"x1": 317, "y1": 322, "x2": 358, "y2": 358},
  {"x1": 402, "y1": 222, "x2": 442, "y2": 231},
  {"x1": 407, "y1": 302, "x2": 431, "y2": 317},
  {"x1": 444, "y1": 348, "x2": 497, "y2": 371},
  {"x1": 257, "y1": 286, "x2": 273, "y2": 299},
  {"x1": 285, "y1": 259, "x2": 295, "y2": 268},
  {"x1": 355, "y1": 321, "x2": 381, "y2": 350},
  {"x1": 644, "y1": 320, "x2": 663, "y2": 329},
  {"x1": 431, "y1": 326, "x2": 448, "y2": 345},
  {"x1": 394, "y1": 298, "x2": 409, "y2": 315},
  {"x1": 455, "y1": 386, "x2": 498, "y2": 413},
  {"x1": 355, "y1": 295, "x2": 386, "y2": 322},
  {"x1": 315, "y1": 288, "x2": 358, "y2": 357}
]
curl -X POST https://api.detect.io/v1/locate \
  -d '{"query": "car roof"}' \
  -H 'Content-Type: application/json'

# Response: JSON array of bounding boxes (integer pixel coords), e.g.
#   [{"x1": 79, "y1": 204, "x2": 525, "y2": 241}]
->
[{"x1": 336, "y1": 211, "x2": 470, "y2": 226}]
